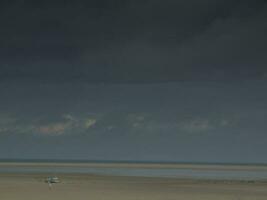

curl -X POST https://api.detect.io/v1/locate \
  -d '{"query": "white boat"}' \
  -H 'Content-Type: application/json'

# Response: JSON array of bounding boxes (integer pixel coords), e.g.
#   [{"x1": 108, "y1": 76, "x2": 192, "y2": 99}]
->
[{"x1": 45, "y1": 176, "x2": 60, "y2": 183}]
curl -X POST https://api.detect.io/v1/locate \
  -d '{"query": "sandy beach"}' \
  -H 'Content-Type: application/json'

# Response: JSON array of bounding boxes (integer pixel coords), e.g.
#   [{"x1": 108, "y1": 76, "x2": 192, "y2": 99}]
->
[{"x1": 1, "y1": 173, "x2": 267, "y2": 200}]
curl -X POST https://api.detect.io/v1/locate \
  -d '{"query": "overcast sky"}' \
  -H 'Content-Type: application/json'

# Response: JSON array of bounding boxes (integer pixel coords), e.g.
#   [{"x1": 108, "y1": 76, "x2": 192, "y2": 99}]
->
[{"x1": 0, "y1": 0, "x2": 267, "y2": 163}]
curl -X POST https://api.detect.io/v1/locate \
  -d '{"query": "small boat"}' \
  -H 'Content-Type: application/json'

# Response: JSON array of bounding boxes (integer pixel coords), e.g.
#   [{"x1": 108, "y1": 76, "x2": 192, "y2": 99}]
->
[{"x1": 45, "y1": 176, "x2": 60, "y2": 183}]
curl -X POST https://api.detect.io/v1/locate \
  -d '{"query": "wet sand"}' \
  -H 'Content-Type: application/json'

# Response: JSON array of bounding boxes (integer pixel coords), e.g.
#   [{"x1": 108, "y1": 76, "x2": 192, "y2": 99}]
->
[{"x1": 1, "y1": 173, "x2": 267, "y2": 200}]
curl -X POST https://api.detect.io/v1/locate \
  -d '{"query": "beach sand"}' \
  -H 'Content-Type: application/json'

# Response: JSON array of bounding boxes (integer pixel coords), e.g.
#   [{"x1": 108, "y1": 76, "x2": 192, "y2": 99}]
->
[{"x1": 0, "y1": 173, "x2": 267, "y2": 200}]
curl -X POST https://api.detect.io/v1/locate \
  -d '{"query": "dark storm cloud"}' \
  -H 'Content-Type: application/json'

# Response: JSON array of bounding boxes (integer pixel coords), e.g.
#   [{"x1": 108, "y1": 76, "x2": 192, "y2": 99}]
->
[
  {"x1": 1, "y1": 82, "x2": 267, "y2": 162},
  {"x1": 0, "y1": 81, "x2": 266, "y2": 138},
  {"x1": 0, "y1": 0, "x2": 266, "y2": 82}
]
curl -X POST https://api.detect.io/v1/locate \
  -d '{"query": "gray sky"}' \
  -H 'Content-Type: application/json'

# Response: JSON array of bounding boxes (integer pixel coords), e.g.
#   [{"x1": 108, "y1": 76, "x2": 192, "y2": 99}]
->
[{"x1": 0, "y1": 0, "x2": 267, "y2": 162}]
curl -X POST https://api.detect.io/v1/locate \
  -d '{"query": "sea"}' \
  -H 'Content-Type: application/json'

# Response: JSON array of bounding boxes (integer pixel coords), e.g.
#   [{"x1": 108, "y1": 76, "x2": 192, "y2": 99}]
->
[{"x1": 1, "y1": 159, "x2": 267, "y2": 181}]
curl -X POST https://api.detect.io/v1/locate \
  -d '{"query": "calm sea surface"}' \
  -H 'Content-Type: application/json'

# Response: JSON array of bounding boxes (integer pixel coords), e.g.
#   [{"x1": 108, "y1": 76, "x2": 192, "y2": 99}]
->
[{"x1": 1, "y1": 161, "x2": 267, "y2": 181}]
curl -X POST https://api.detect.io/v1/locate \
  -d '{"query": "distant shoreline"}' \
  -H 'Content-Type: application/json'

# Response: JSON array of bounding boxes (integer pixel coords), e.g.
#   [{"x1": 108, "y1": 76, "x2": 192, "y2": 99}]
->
[
  {"x1": 2, "y1": 161, "x2": 267, "y2": 181},
  {"x1": 1, "y1": 159, "x2": 267, "y2": 166},
  {"x1": 1, "y1": 161, "x2": 267, "y2": 170}
]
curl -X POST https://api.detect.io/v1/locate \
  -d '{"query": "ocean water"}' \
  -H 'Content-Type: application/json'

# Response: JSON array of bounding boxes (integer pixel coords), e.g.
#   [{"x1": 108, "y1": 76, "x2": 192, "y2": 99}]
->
[{"x1": 1, "y1": 161, "x2": 267, "y2": 181}]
